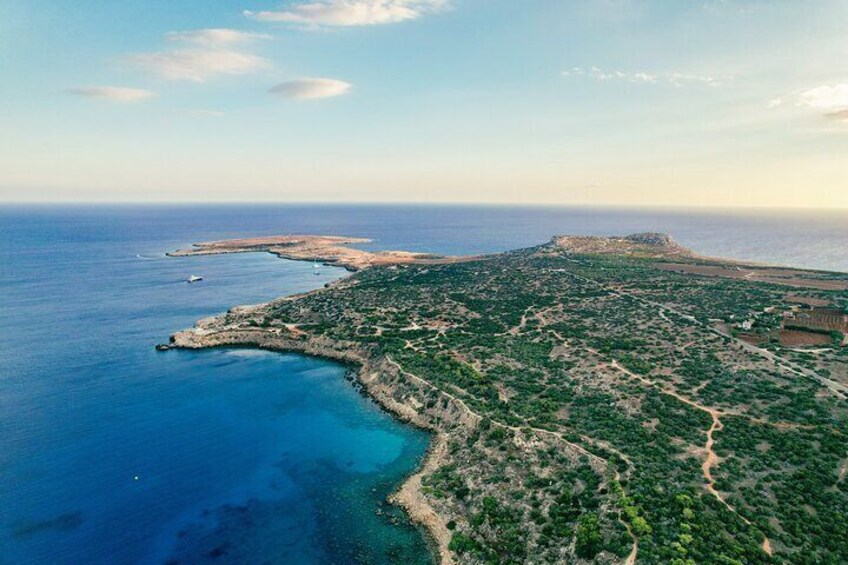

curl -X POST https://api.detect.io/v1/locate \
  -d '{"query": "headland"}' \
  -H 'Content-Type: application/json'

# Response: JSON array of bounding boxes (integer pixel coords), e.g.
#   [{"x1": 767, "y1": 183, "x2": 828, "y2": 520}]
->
[{"x1": 163, "y1": 232, "x2": 848, "y2": 564}]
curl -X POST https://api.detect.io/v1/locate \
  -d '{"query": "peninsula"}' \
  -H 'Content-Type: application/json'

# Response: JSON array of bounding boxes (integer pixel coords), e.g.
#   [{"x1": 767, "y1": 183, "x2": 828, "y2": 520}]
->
[
  {"x1": 168, "y1": 234, "x2": 480, "y2": 271},
  {"x1": 164, "y1": 233, "x2": 848, "y2": 564}
]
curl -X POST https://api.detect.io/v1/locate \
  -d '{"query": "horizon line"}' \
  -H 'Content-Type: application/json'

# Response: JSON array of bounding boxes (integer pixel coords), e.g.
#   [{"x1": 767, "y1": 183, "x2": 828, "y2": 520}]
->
[{"x1": 1, "y1": 200, "x2": 847, "y2": 213}]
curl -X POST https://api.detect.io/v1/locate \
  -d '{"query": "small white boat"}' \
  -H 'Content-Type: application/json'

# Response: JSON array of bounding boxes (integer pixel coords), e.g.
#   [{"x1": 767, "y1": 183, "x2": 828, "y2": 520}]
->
[
  {"x1": 313, "y1": 261, "x2": 320, "y2": 275},
  {"x1": 186, "y1": 275, "x2": 203, "y2": 283}
]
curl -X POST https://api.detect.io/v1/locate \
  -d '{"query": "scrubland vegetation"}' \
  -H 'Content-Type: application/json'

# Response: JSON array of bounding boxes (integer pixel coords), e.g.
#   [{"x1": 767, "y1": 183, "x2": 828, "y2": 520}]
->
[{"x1": 220, "y1": 239, "x2": 848, "y2": 563}]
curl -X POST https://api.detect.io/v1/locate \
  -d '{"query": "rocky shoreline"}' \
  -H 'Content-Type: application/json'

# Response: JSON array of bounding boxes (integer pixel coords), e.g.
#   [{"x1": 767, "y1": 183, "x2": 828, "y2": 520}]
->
[
  {"x1": 162, "y1": 318, "x2": 468, "y2": 565},
  {"x1": 161, "y1": 234, "x2": 488, "y2": 564}
]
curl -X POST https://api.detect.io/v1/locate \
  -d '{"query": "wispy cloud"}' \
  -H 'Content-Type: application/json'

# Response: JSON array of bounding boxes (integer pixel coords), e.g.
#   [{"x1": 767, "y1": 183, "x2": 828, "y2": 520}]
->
[
  {"x1": 270, "y1": 78, "x2": 351, "y2": 99},
  {"x1": 563, "y1": 66, "x2": 727, "y2": 87},
  {"x1": 794, "y1": 83, "x2": 848, "y2": 126},
  {"x1": 165, "y1": 28, "x2": 270, "y2": 46},
  {"x1": 68, "y1": 86, "x2": 155, "y2": 102},
  {"x1": 127, "y1": 29, "x2": 270, "y2": 82},
  {"x1": 129, "y1": 49, "x2": 269, "y2": 81},
  {"x1": 244, "y1": 0, "x2": 447, "y2": 27},
  {"x1": 666, "y1": 72, "x2": 725, "y2": 87}
]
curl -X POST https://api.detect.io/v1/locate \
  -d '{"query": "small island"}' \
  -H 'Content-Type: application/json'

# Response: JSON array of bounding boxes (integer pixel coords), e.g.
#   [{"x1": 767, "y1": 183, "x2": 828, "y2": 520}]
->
[{"x1": 165, "y1": 233, "x2": 848, "y2": 564}]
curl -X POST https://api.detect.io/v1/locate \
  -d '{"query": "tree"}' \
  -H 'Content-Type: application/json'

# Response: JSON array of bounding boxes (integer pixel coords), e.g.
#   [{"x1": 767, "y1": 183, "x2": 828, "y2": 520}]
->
[
  {"x1": 575, "y1": 513, "x2": 602, "y2": 558},
  {"x1": 448, "y1": 532, "x2": 478, "y2": 554}
]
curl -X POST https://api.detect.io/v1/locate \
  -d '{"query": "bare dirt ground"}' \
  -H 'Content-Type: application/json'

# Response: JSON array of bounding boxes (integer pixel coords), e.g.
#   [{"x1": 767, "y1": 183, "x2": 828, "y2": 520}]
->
[
  {"x1": 739, "y1": 332, "x2": 769, "y2": 346},
  {"x1": 779, "y1": 329, "x2": 834, "y2": 347},
  {"x1": 785, "y1": 294, "x2": 833, "y2": 307},
  {"x1": 654, "y1": 263, "x2": 848, "y2": 291}
]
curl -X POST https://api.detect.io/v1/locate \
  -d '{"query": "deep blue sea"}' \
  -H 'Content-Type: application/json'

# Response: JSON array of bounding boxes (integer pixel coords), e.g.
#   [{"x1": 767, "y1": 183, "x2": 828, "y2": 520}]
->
[{"x1": 1, "y1": 204, "x2": 847, "y2": 565}]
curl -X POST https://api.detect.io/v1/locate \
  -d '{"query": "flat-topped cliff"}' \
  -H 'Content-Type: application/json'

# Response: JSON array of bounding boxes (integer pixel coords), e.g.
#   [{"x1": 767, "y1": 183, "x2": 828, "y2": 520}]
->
[{"x1": 551, "y1": 232, "x2": 694, "y2": 258}]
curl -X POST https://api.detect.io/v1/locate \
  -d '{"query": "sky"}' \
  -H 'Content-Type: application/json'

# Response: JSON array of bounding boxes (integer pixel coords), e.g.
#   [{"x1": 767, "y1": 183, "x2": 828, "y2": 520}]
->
[{"x1": 1, "y1": 0, "x2": 847, "y2": 208}]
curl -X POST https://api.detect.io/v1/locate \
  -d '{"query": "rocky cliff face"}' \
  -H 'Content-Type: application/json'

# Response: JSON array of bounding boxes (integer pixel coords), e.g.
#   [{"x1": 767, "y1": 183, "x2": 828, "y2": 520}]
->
[{"x1": 623, "y1": 232, "x2": 678, "y2": 247}]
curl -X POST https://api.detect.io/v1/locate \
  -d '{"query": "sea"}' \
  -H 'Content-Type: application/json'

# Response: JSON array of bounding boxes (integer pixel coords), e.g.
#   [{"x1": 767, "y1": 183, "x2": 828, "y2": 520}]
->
[{"x1": 1, "y1": 204, "x2": 846, "y2": 565}]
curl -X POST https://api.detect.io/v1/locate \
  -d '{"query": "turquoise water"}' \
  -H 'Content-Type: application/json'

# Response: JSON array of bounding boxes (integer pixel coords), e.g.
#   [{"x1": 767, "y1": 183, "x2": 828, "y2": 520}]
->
[{"x1": 1, "y1": 204, "x2": 846, "y2": 564}]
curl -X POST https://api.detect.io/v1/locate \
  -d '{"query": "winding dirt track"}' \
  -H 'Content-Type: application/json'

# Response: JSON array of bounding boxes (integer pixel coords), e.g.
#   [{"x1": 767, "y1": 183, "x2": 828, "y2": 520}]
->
[
  {"x1": 702, "y1": 412, "x2": 726, "y2": 504},
  {"x1": 608, "y1": 362, "x2": 728, "y2": 498},
  {"x1": 623, "y1": 532, "x2": 639, "y2": 565},
  {"x1": 608, "y1": 361, "x2": 773, "y2": 556}
]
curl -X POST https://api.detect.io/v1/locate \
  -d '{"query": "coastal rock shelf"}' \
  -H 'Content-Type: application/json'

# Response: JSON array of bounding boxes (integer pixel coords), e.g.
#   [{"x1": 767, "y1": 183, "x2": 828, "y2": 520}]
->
[{"x1": 167, "y1": 233, "x2": 848, "y2": 564}]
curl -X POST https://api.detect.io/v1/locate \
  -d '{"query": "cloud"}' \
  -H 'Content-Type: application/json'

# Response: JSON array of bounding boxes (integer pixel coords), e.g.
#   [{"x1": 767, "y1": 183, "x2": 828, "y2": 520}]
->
[
  {"x1": 127, "y1": 49, "x2": 269, "y2": 82},
  {"x1": 269, "y1": 78, "x2": 351, "y2": 99},
  {"x1": 667, "y1": 72, "x2": 723, "y2": 87},
  {"x1": 631, "y1": 72, "x2": 657, "y2": 84},
  {"x1": 68, "y1": 86, "x2": 155, "y2": 102},
  {"x1": 165, "y1": 28, "x2": 270, "y2": 46},
  {"x1": 563, "y1": 66, "x2": 726, "y2": 87},
  {"x1": 794, "y1": 84, "x2": 848, "y2": 126},
  {"x1": 126, "y1": 28, "x2": 270, "y2": 82},
  {"x1": 244, "y1": 0, "x2": 447, "y2": 27},
  {"x1": 797, "y1": 84, "x2": 848, "y2": 111},
  {"x1": 825, "y1": 109, "x2": 848, "y2": 123},
  {"x1": 586, "y1": 66, "x2": 651, "y2": 82}
]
